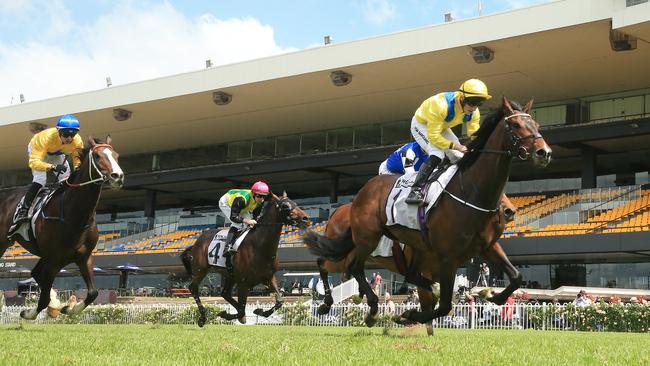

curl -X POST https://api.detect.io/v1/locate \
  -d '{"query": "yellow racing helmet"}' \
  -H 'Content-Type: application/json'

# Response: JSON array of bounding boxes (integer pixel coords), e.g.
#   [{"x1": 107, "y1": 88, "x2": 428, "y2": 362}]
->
[{"x1": 458, "y1": 79, "x2": 492, "y2": 100}]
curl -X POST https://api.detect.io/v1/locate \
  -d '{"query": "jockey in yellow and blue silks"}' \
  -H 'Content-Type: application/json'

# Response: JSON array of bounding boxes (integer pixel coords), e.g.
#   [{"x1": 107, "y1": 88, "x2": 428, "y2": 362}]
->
[
  {"x1": 378, "y1": 141, "x2": 428, "y2": 175},
  {"x1": 405, "y1": 79, "x2": 492, "y2": 205},
  {"x1": 8, "y1": 114, "x2": 84, "y2": 235},
  {"x1": 218, "y1": 181, "x2": 270, "y2": 256}
]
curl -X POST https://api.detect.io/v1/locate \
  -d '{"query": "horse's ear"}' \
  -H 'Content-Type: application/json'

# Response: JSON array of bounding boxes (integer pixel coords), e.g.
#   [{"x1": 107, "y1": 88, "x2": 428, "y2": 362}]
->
[
  {"x1": 502, "y1": 96, "x2": 515, "y2": 115},
  {"x1": 272, "y1": 193, "x2": 280, "y2": 201},
  {"x1": 282, "y1": 191, "x2": 288, "y2": 198},
  {"x1": 523, "y1": 99, "x2": 534, "y2": 114},
  {"x1": 106, "y1": 135, "x2": 112, "y2": 145},
  {"x1": 87, "y1": 136, "x2": 96, "y2": 147}
]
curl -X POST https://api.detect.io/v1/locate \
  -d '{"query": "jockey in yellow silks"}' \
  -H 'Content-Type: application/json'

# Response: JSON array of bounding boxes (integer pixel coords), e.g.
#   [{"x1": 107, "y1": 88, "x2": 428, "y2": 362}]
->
[
  {"x1": 218, "y1": 181, "x2": 270, "y2": 256},
  {"x1": 8, "y1": 114, "x2": 84, "y2": 238},
  {"x1": 405, "y1": 79, "x2": 492, "y2": 205}
]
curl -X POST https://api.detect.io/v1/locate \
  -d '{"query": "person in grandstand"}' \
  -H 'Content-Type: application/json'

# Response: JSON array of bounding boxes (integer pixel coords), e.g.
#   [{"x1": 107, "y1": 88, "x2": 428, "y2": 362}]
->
[
  {"x1": 405, "y1": 79, "x2": 492, "y2": 205},
  {"x1": 378, "y1": 141, "x2": 428, "y2": 175},
  {"x1": 218, "y1": 181, "x2": 271, "y2": 256},
  {"x1": 8, "y1": 114, "x2": 84, "y2": 240}
]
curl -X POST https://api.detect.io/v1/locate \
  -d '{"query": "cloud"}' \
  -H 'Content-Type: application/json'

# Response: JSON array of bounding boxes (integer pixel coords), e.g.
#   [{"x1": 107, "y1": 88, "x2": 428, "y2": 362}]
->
[
  {"x1": 363, "y1": 0, "x2": 397, "y2": 26},
  {"x1": 0, "y1": 0, "x2": 32, "y2": 14},
  {"x1": 0, "y1": 1, "x2": 296, "y2": 106}
]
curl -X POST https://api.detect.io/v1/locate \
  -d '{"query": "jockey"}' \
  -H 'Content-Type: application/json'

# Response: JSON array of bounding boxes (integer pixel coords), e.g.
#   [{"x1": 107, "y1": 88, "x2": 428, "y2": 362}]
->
[
  {"x1": 218, "y1": 181, "x2": 270, "y2": 257},
  {"x1": 405, "y1": 79, "x2": 491, "y2": 205},
  {"x1": 378, "y1": 141, "x2": 428, "y2": 175},
  {"x1": 8, "y1": 114, "x2": 83, "y2": 235}
]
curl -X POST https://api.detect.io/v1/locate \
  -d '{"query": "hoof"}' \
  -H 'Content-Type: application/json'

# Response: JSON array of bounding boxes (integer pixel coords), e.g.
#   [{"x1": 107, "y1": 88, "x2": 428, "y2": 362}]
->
[
  {"x1": 60, "y1": 305, "x2": 70, "y2": 315},
  {"x1": 238, "y1": 316, "x2": 246, "y2": 324},
  {"x1": 20, "y1": 309, "x2": 38, "y2": 320},
  {"x1": 317, "y1": 304, "x2": 331, "y2": 315},
  {"x1": 253, "y1": 308, "x2": 264, "y2": 316},
  {"x1": 197, "y1": 314, "x2": 207, "y2": 328},
  {"x1": 364, "y1": 314, "x2": 377, "y2": 328},
  {"x1": 217, "y1": 310, "x2": 228, "y2": 319},
  {"x1": 426, "y1": 323, "x2": 434, "y2": 336}
]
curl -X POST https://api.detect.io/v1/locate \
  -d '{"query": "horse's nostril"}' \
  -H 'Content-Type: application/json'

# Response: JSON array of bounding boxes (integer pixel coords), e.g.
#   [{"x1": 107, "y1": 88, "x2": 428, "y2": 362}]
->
[
  {"x1": 110, "y1": 173, "x2": 122, "y2": 180},
  {"x1": 535, "y1": 149, "x2": 547, "y2": 158}
]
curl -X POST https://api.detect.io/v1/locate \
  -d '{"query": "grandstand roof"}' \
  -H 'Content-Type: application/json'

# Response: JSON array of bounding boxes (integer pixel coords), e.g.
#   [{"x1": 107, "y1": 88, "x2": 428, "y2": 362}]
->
[{"x1": 0, "y1": 0, "x2": 649, "y2": 172}]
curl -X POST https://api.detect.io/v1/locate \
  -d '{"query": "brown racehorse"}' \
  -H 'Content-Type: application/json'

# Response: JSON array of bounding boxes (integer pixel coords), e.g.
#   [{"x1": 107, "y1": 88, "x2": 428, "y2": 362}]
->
[
  {"x1": 306, "y1": 97, "x2": 551, "y2": 326},
  {"x1": 181, "y1": 193, "x2": 309, "y2": 327},
  {"x1": 315, "y1": 195, "x2": 516, "y2": 335},
  {"x1": 0, "y1": 137, "x2": 124, "y2": 319}
]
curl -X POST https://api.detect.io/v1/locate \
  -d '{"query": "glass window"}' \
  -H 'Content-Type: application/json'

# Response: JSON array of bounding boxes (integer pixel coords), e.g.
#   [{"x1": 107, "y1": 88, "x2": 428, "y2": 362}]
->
[
  {"x1": 381, "y1": 121, "x2": 410, "y2": 145},
  {"x1": 227, "y1": 141, "x2": 252, "y2": 161},
  {"x1": 301, "y1": 132, "x2": 326, "y2": 154},
  {"x1": 354, "y1": 124, "x2": 381, "y2": 148},
  {"x1": 326, "y1": 128, "x2": 353, "y2": 152},
  {"x1": 531, "y1": 105, "x2": 567, "y2": 126},
  {"x1": 252, "y1": 137, "x2": 275, "y2": 159},
  {"x1": 276, "y1": 135, "x2": 300, "y2": 157}
]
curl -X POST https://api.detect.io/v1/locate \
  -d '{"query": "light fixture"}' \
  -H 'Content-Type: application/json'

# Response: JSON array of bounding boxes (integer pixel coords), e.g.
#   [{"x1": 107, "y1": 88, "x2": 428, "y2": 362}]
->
[
  {"x1": 471, "y1": 46, "x2": 494, "y2": 64},
  {"x1": 324, "y1": 35, "x2": 332, "y2": 45},
  {"x1": 609, "y1": 22, "x2": 636, "y2": 52},
  {"x1": 330, "y1": 70, "x2": 352, "y2": 87},
  {"x1": 212, "y1": 91, "x2": 232, "y2": 105},
  {"x1": 444, "y1": 13, "x2": 454, "y2": 22},
  {"x1": 113, "y1": 108, "x2": 132, "y2": 121},
  {"x1": 206, "y1": 59, "x2": 213, "y2": 68},
  {"x1": 106, "y1": 77, "x2": 112, "y2": 87},
  {"x1": 19, "y1": 94, "x2": 25, "y2": 103}
]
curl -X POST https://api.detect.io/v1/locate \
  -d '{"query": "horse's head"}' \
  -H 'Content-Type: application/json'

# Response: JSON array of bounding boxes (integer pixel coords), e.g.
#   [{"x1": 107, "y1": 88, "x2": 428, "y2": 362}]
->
[
  {"x1": 87, "y1": 136, "x2": 124, "y2": 189},
  {"x1": 502, "y1": 96, "x2": 552, "y2": 168},
  {"x1": 273, "y1": 191, "x2": 310, "y2": 229}
]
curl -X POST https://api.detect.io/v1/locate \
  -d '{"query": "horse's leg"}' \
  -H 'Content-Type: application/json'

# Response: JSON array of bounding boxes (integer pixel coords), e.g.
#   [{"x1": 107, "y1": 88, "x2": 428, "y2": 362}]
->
[
  {"x1": 404, "y1": 259, "x2": 455, "y2": 324},
  {"x1": 20, "y1": 259, "x2": 59, "y2": 320},
  {"x1": 254, "y1": 275, "x2": 283, "y2": 318},
  {"x1": 217, "y1": 278, "x2": 241, "y2": 321},
  {"x1": 482, "y1": 242, "x2": 522, "y2": 305},
  {"x1": 348, "y1": 257, "x2": 379, "y2": 327},
  {"x1": 235, "y1": 285, "x2": 249, "y2": 324},
  {"x1": 316, "y1": 258, "x2": 335, "y2": 315},
  {"x1": 188, "y1": 268, "x2": 208, "y2": 327},
  {"x1": 62, "y1": 254, "x2": 97, "y2": 315},
  {"x1": 418, "y1": 286, "x2": 436, "y2": 336}
]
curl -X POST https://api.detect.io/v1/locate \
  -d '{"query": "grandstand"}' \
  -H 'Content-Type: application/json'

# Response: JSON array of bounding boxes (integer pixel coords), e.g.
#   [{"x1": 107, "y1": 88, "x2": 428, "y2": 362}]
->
[{"x1": 1, "y1": 0, "x2": 650, "y2": 292}]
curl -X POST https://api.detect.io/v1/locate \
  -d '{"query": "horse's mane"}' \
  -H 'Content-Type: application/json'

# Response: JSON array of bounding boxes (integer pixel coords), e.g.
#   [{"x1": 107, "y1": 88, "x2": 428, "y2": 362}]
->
[{"x1": 457, "y1": 99, "x2": 524, "y2": 170}]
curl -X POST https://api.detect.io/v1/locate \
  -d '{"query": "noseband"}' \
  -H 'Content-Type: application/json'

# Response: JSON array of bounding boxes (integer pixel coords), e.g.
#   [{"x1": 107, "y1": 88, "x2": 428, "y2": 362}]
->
[{"x1": 65, "y1": 144, "x2": 114, "y2": 188}]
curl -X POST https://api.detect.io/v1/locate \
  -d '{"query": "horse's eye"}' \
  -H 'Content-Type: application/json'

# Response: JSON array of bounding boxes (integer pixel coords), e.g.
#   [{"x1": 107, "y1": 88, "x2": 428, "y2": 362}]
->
[{"x1": 511, "y1": 122, "x2": 521, "y2": 129}]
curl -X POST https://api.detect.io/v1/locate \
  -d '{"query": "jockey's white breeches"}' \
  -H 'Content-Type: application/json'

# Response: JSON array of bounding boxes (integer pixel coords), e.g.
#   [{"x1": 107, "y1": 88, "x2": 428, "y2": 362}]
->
[{"x1": 410, "y1": 116, "x2": 460, "y2": 160}]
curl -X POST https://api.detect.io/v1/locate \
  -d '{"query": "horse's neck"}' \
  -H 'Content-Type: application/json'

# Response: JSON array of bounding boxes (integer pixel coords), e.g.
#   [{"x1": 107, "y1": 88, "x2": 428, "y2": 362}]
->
[
  {"x1": 460, "y1": 122, "x2": 512, "y2": 208},
  {"x1": 253, "y1": 203, "x2": 283, "y2": 255},
  {"x1": 62, "y1": 161, "x2": 102, "y2": 225}
]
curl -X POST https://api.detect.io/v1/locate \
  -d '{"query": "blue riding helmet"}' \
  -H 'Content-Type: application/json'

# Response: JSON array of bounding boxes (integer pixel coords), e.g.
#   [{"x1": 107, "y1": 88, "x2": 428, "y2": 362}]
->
[{"x1": 56, "y1": 114, "x2": 80, "y2": 130}]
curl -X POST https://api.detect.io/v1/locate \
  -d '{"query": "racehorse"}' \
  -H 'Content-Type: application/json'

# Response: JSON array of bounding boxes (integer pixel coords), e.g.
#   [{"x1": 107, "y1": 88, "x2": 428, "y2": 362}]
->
[
  {"x1": 0, "y1": 137, "x2": 124, "y2": 319},
  {"x1": 181, "y1": 192, "x2": 309, "y2": 327},
  {"x1": 314, "y1": 195, "x2": 516, "y2": 335},
  {"x1": 306, "y1": 97, "x2": 551, "y2": 326}
]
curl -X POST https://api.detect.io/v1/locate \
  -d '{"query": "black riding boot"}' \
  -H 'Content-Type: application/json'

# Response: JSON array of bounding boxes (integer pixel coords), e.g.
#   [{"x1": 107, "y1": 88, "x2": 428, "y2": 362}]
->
[
  {"x1": 223, "y1": 226, "x2": 239, "y2": 258},
  {"x1": 14, "y1": 182, "x2": 42, "y2": 224},
  {"x1": 405, "y1": 156, "x2": 441, "y2": 206}
]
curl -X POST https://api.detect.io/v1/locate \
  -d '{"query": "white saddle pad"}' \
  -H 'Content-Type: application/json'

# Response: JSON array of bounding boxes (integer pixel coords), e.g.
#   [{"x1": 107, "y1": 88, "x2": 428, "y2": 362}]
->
[
  {"x1": 207, "y1": 228, "x2": 250, "y2": 268},
  {"x1": 370, "y1": 235, "x2": 404, "y2": 257},
  {"x1": 385, "y1": 165, "x2": 458, "y2": 230}
]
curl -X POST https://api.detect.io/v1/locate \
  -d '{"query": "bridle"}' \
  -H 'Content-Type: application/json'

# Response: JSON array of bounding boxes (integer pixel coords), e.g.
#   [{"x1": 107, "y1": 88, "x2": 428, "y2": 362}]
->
[
  {"x1": 65, "y1": 144, "x2": 114, "y2": 188},
  {"x1": 478, "y1": 112, "x2": 543, "y2": 161},
  {"x1": 277, "y1": 197, "x2": 301, "y2": 226}
]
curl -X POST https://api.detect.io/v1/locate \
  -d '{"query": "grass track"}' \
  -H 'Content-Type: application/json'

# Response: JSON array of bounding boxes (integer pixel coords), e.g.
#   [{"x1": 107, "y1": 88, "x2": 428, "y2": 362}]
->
[{"x1": 0, "y1": 324, "x2": 648, "y2": 365}]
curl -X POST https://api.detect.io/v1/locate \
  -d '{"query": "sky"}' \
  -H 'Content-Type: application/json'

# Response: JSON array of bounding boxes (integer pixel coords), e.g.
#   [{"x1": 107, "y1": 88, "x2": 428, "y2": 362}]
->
[{"x1": 0, "y1": 0, "x2": 549, "y2": 106}]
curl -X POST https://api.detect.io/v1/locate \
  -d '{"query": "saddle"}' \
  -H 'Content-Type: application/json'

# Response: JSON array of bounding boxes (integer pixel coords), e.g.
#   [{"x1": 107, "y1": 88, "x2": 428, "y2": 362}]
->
[{"x1": 8, "y1": 185, "x2": 58, "y2": 245}]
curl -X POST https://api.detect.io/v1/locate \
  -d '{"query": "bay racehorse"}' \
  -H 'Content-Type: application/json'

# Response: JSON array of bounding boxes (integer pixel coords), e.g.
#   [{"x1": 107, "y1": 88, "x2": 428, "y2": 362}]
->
[
  {"x1": 315, "y1": 195, "x2": 516, "y2": 335},
  {"x1": 306, "y1": 97, "x2": 551, "y2": 326},
  {"x1": 181, "y1": 192, "x2": 309, "y2": 327},
  {"x1": 0, "y1": 137, "x2": 124, "y2": 319}
]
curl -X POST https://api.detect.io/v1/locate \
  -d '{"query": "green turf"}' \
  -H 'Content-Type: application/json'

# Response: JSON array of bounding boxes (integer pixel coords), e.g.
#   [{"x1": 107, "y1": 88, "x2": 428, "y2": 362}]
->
[{"x1": 0, "y1": 324, "x2": 648, "y2": 365}]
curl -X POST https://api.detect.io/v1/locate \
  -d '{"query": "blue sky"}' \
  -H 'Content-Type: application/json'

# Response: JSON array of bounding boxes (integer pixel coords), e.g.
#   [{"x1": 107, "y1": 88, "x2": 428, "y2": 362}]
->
[{"x1": 0, "y1": 0, "x2": 548, "y2": 106}]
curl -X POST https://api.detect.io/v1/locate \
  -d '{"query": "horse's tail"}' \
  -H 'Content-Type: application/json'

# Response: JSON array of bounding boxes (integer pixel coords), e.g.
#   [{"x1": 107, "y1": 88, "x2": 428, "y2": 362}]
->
[
  {"x1": 180, "y1": 246, "x2": 193, "y2": 276},
  {"x1": 304, "y1": 229, "x2": 354, "y2": 262}
]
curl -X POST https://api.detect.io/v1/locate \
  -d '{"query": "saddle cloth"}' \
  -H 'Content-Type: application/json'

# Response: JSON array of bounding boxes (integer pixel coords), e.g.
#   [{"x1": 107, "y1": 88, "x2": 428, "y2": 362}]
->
[
  {"x1": 10, "y1": 187, "x2": 57, "y2": 243},
  {"x1": 370, "y1": 235, "x2": 404, "y2": 257},
  {"x1": 385, "y1": 165, "x2": 458, "y2": 231},
  {"x1": 207, "y1": 228, "x2": 250, "y2": 268}
]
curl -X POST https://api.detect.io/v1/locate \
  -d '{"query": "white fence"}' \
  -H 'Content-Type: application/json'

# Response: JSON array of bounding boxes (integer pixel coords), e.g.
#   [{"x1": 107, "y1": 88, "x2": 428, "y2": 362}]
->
[{"x1": 3, "y1": 301, "x2": 643, "y2": 332}]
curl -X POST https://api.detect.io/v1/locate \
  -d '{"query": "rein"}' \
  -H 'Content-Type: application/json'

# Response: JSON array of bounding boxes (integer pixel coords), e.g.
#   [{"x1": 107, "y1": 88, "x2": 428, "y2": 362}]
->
[{"x1": 65, "y1": 144, "x2": 113, "y2": 188}]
